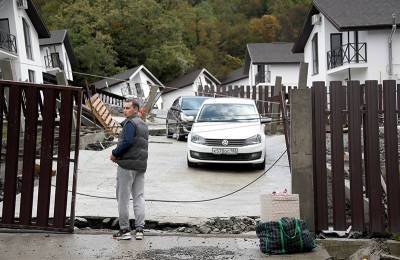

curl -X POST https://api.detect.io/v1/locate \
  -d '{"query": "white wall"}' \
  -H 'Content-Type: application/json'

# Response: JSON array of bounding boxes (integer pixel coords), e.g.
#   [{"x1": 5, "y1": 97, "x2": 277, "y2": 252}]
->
[
  {"x1": 0, "y1": 1, "x2": 45, "y2": 83},
  {"x1": 106, "y1": 69, "x2": 163, "y2": 108},
  {"x1": 249, "y1": 63, "x2": 300, "y2": 86},
  {"x1": 303, "y1": 13, "x2": 400, "y2": 84},
  {"x1": 40, "y1": 43, "x2": 74, "y2": 81},
  {"x1": 161, "y1": 85, "x2": 194, "y2": 110}
]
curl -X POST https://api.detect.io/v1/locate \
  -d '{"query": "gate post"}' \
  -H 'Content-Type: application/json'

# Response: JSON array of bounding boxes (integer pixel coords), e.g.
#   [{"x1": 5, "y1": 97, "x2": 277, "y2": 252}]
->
[{"x1": 290, "y1": 88, "x2": 315, "y2": 232}]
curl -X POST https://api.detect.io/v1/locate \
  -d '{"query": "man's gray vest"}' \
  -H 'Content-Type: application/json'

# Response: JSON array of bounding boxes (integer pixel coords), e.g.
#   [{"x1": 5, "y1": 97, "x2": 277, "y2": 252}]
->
[{"x1": 116, "y1": 114, "x2": 149, "y2": 171}]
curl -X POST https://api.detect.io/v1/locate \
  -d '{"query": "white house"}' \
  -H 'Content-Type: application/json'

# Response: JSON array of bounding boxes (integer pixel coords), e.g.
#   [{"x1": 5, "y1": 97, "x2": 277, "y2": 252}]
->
[
  {"x1": 93, "y1": 65, "x2": 164, "y2": 108},
  {"x1": 0, "y1": 0, "x2": 50, "y2": 83},
  {"x1": 245, "y1": 43, "x2": 303, "y2": 86},
  {"x1": 220, "y1": 66, "x2": 249, "y2": 86},
  {"x1": 161, "y1": 68, "x2": 220, "y2": 110},
  {"x1": 39, "y1": 29, "x2": 76, "y2": 82},
  {"x1": 292, "y1": 0, "x2": 400, "y2": 84}
]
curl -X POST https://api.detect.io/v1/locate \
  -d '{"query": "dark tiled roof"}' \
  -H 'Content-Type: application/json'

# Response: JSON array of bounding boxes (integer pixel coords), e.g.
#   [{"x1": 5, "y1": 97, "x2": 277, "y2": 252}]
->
[
  {"x1": 93, "y1": 66, "x2": 141, "y2": 89},
  {"x1": 244, "y1": 43, "x2": 303, "y2": 72},
  {"x1": 40, "y1": 30, "x2": 76, "y2": 66},
  {"x1": 163, "y1": 68, "x2": 220, "y2": 94},
  {"x1": 221, "y1": 67, "x2": 248, "y2": 85},
  {"x1": 27, "y1": 0, "x2": 50, "y2": 38},
  {"x1": 293, "y1": 0, "x2": 400, "y2": 53}
]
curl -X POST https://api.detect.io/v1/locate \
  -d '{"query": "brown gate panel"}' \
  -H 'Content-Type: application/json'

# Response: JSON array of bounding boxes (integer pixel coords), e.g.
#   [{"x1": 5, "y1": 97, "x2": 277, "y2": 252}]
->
[
  {"x1": 329, "y1": 81, "x2": 346, "y2": 230},
  {"x1": 0, "y1": 80, "x2": 82, "y2": 233},
  {"x1": 311, "y1": 81, "x2": 328, "y2": 231},
  {"x1": 364, "y1": 80, "x2": 385, "y2": 233},
  {"x1": 383, "y1": 80, "x2": 400, "y2": 232},
  {"x1": 19, "y1": 87, "x2": 39, "y2": 225},
  {"x1": 347, "y1": 81, "x2": 364, "y2": 232},
  {"x1": 2, "y1": 87, "x2": 22, "y2": 224}
]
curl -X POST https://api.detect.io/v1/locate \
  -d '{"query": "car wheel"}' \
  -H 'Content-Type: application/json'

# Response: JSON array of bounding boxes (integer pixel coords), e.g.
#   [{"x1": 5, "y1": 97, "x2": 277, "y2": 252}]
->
[
  {"x1": 166, "y1": 122, "x2": 173, "y2": 138},
  {"x1": 187, "y1": 158, "x2": 197, "y2": 168},
  {"x1": 176, "y1": 124, "x2": 185, "y2": 141}
]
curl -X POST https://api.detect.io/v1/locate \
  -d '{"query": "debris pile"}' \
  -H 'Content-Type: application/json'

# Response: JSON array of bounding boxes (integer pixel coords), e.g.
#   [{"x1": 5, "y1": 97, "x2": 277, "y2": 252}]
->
[{"x1": 175, "y1": 217, "x2": 257, "y2": 234}]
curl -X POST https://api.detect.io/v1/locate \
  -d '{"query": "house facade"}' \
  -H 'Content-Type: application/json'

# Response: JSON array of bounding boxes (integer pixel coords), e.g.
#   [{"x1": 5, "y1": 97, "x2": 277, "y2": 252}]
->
[
  {"x1": 245, "y1": 43, "x2": 303, "y2": 86},
  {"x1": 161, "y1": 68, "x2": 220, "y2": 109},
  {"x1": 0, "y1": 0, "x2": 50, "y2": 83},
  {"x1": 93, "y1": 65, "x2": 164, "y2": 108},
  {"x1": 40, "y1": 30, "x2": 75, "y2": 82},
  {"x1": 292, "y1": 0, "x2": 400, "y2": 84}
]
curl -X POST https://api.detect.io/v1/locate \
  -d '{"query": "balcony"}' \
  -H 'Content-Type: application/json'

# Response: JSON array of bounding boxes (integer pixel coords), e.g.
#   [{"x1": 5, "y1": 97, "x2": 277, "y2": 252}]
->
[
  {"x1": 44, "y1": 53, "x2": 64, "y2": 71},
  {"x1": 327, "y1": 42, "x2": 367, "y2": 70},
  {"x1": 0, "y1": 30, "x2": 17, "y2": 55}
]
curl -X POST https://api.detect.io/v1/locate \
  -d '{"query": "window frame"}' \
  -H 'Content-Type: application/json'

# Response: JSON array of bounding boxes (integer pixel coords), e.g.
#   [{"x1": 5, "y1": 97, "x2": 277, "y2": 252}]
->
[
  {"x1": 312, "y1": 33, "x2": 319, "y2": 75},
  {"x1": 28, "y1": 69, "x2": 35, "y2": 83},
  {"x1": 22, "y1": 18, "x2": 33, "y2": 60}
]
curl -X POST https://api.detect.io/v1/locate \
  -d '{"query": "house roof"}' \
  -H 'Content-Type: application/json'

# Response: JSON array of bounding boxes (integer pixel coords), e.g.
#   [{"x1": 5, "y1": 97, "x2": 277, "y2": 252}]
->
[
  {"x1": 92, "y1": 65, "x2": 164, "y2": 90},
  {"x1": 163, "y1": 68, "x2": 221, "y2": 94},
  {"x1": 221, "y1": 67, "x2": 248, "y2": 85},
  {"x1": 293, "y1": 0, "x2": 400, "y2": 53},
  {"x1": 40, "y1": 30, "x2": 77, "y2": 66},
  {"x1": 244, "y1": 43, "x2": 303, "y2": 72},
  {"x1": 27, "y1": 0, "x2": 50, "y2": 38}
]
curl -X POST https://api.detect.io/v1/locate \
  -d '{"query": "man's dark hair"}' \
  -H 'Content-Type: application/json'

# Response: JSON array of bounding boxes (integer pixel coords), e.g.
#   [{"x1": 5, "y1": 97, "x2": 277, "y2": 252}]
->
[{"x1": 126, "y1": 99, "x2": 140, "y2": 110}]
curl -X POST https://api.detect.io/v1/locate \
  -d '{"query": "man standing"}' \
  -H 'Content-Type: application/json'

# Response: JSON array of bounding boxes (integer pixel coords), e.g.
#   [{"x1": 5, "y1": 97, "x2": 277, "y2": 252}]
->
[{"x1": 110, "y1": 99, "x2": 149, "y2": 240}]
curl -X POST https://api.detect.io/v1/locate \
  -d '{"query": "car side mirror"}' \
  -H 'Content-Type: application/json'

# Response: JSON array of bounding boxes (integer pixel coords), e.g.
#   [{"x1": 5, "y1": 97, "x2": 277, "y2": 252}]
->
[{"x1": 260, "y1": 117, "x2": 272, "y2": 124}]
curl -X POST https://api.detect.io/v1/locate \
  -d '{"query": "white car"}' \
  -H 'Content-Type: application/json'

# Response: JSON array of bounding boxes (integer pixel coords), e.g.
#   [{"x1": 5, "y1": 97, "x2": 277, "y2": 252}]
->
[{"x1": 187, "y1": 98, "x2": 267, "y2": 169}]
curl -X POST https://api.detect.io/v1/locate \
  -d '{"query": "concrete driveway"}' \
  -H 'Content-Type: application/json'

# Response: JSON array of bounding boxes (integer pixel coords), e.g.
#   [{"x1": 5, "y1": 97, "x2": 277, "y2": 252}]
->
[
  {"x1": 73, "y1": 134, "x2": 290, "y2": 224},
  {"x1": 0, "y1": 134, "x2": 290, "y2": 225}
]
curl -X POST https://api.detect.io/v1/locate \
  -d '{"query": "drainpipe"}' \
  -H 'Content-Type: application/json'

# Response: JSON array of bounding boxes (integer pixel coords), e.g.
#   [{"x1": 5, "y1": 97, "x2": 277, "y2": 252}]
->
[{"x1": 388, "y1": 14, "x2": 397, "y2": 79}]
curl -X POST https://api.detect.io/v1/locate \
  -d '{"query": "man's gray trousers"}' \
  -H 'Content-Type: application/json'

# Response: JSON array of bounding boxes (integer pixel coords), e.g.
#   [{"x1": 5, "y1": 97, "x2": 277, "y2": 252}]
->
[{"x1": 116, "y1": 166, "x2": 145, "y2": 230}]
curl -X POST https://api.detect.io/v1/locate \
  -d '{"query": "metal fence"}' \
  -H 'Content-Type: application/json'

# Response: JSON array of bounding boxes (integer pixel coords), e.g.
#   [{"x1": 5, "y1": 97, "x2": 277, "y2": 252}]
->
[
  {"x1": 312, "y1": 80, "x2": 400, "y2": 234},
  {"x1": 0, "y1": 80, "x2": 82, "y2": 232}
]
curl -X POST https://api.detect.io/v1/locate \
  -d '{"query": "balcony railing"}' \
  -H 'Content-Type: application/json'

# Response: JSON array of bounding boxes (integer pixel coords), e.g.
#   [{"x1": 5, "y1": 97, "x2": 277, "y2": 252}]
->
[
  {"x1": 0, "y1": 30, "x2": 17, "y2": 55},
  {"x1": 44, "y1": 53, "x2": 64, "y2": 70},
  {"x1": 327, "y1": 42, "x2": 367, "y2": 70}
]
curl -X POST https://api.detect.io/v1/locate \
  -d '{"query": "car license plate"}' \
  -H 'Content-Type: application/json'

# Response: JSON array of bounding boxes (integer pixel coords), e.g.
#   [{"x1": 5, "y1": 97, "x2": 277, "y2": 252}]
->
[{"x1": 212, "y1": 148, "x2": 238, "y2": 155}]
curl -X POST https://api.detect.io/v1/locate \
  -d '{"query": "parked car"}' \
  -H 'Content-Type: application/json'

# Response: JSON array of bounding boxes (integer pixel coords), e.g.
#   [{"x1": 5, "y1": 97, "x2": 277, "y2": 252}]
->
[
  {"x1": 166, "y1": 96, "x2": 210, "y2": 140},
  {"x1": 187, "y1": 98, "x2": 268, "y2": 169}
]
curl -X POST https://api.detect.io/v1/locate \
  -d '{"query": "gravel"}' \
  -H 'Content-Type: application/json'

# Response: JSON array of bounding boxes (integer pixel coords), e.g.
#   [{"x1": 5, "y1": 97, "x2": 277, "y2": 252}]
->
[{"x1": 136, "y1": 246, "x2": 236, "y2": 260}]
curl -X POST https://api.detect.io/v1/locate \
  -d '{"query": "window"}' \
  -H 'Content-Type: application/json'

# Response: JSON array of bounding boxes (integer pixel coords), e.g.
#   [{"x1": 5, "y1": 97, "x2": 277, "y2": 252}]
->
[
  {"x1": 22, "y1": 18, "x2": 32, "y2": 60},
  {"x1": 28, "y1": 70, "x2": 35, "y2": 83},
  {"x1": 135, "y1": 83, "x2": 144, "y2": 97},
  {"x1": 256, "y1": 65, "x2": 265, "y2": 83},
  {"x1": 312, "y1": 33, "x2": 319, "y2": 75},
  {"x1": 330, "y1": 33, "x2": 343, "y2": 67}
]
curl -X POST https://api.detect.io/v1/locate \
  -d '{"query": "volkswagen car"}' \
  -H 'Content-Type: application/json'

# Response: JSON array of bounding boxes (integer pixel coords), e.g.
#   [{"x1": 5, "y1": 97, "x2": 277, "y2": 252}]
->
[
  {"x1": 187, "y1": 98, "x2": 267, "y2": 169},
  {"x1": 166, "y1": 96, "x2": 210, "y2": 141}
]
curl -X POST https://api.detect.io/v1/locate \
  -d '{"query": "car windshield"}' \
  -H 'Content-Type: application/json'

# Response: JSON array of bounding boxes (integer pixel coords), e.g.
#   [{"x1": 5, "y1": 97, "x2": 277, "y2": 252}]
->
[
  {"x1": 181, "y1": 98, "x2": 208, "y2": 110},
  {"x1": 197, "y1": 103, "x2": 259, "y2": 122}
]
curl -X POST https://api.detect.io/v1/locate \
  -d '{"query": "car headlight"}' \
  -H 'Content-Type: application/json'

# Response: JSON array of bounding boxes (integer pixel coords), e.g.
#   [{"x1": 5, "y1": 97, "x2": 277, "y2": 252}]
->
[
  {"x1": 245, "y1": 134, "x2": 262, "y2": 145},
  {"x1": 191, "y1": 134, "x2": 206, "y2": 145},
  {"x1": 180, "y1": 112, "x2": 194, "y2": 122}
]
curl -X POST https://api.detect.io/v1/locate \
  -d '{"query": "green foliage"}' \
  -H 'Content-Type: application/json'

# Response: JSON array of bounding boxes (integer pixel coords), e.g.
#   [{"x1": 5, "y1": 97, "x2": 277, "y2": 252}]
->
[{"x1": 34, "y1": 0, "x2": 310, "y2": 85}]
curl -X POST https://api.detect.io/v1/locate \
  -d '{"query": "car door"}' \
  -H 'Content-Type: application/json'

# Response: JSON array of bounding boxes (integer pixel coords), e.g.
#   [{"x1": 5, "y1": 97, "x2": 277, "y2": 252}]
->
[{"x1": 168, "y1": 98, "x2": 180, "y2": 131}]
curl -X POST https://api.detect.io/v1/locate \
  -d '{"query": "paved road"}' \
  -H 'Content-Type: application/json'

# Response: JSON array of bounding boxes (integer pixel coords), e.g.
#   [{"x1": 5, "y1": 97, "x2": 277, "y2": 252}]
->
[
  {"x1": 0, "y1": 233, "x2": 330, "y2": 260},
  {"x1": 1, "y1": 134, "x2": 290, "y2": 225}
]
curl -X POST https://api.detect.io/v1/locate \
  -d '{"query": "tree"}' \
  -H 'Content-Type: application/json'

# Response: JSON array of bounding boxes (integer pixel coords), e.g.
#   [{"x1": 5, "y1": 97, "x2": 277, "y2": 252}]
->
[{"x1": 249, "y1": 15, "x2": 280, "y2": 42}]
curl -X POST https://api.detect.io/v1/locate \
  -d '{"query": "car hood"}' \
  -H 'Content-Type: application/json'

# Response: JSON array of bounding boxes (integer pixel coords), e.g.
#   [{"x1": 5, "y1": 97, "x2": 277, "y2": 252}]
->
[{"x1": 191, "y1": 122, "x2": 263, "y2": 139}]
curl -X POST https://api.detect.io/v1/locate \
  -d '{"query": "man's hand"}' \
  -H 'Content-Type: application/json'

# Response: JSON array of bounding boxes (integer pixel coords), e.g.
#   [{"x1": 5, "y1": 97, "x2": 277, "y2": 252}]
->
[{"x1": 110, "y1": 154, "x2": 117, "y2": 162}]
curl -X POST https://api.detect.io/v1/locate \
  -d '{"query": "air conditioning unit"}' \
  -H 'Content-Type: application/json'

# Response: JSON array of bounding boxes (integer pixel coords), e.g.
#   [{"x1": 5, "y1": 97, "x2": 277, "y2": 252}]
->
[
  {"x1": 17, "y1": 0, "x2": 28, "y2": 9},
  {"x1": 311, "y1": 14, "x2": 321, "y2": 25}
]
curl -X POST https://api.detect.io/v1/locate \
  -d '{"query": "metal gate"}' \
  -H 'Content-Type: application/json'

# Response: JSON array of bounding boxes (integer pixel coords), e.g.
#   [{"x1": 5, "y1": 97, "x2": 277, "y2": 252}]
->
[
  {"x1": 0, "y1": 80, "x2": 82, "y2": 232},
  {"x1": 312, "y1": 80, "x2": 400, "y2": 234}
]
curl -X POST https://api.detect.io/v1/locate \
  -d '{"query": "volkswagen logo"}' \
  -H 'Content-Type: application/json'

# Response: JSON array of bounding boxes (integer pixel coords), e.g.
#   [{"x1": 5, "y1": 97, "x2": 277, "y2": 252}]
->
[{"x1": 221, "y1": 139, "x2": 229, "y2": 146}]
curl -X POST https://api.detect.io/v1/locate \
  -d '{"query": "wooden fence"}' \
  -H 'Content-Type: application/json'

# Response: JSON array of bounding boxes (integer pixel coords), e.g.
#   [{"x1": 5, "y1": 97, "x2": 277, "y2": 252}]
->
[
  {"x1": 312, "y1": 80, "x2": 400, "y2": 234},
  {"x1": 0, "y1": 80, "x2": 82, "y2": 232},
  {"x1": 196, "y1": 84, "x2": 297, "y2": 117}
]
